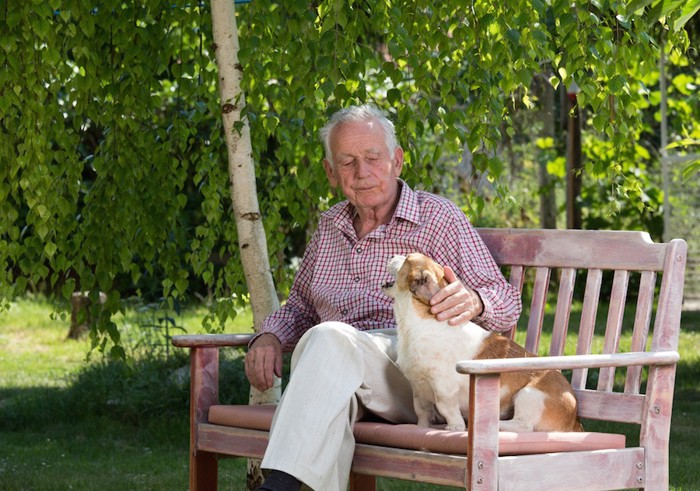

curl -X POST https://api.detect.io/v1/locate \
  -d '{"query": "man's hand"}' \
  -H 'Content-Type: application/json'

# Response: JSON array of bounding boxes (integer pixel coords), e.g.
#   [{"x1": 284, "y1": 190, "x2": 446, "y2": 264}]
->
[
  {"x1": 244, "y1": 333, "x2": 283, "y2": 392},
  {"x1": 429, "y1": 265, "x2": 484, "y2": 326}
]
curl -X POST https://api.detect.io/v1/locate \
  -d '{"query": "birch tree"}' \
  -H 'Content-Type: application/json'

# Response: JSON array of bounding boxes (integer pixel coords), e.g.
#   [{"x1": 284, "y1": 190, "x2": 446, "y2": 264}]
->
[{"x1": 210, "y1": 1, "x2": 280, "y2": 486}]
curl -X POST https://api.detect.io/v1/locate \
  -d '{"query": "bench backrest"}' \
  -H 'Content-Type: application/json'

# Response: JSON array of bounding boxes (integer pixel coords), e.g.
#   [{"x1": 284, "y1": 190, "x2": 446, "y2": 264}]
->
[{"x1": 478, "y1": 228, "x2": 687, "y2": 425}]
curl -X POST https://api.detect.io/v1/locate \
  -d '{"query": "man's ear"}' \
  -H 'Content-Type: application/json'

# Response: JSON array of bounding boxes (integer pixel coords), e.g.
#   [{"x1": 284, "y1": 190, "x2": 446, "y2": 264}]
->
[
  {"x1": 323, "y1": 159, "x2": 338, "y2": 188},
  {"x1": 393, "y1": 146, "x2": 404, "y2": 176},
  {"x1": 409, "y1": 269, "x2": 441, "y2": 305}
]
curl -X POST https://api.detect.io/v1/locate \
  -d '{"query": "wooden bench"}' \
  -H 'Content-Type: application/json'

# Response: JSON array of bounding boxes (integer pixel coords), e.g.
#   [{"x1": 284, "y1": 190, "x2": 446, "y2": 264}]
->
[{"x1": 172, "y1": 228, "x2": 687, "y2": 490}]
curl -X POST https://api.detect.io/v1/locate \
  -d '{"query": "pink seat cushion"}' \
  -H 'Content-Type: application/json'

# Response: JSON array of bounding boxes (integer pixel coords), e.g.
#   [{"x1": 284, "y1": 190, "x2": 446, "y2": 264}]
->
[{"x1": 207, "y1": 405, "x2": 625, "y2": 456}]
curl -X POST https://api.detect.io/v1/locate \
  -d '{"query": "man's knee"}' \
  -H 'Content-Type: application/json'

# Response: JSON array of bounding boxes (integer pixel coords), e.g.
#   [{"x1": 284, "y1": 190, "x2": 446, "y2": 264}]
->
[{"x1": 291, "y1": 322, "x2": 360, "y2": 368}]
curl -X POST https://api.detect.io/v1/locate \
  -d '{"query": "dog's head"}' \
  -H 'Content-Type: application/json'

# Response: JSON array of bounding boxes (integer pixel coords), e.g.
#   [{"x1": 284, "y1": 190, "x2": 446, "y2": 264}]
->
[{"x1": 383, "y1": 253, "x2": 448, "y2": 306}]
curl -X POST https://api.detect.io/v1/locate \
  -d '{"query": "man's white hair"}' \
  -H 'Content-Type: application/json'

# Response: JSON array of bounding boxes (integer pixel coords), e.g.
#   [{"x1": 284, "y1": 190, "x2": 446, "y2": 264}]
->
[{"x1": 319, "y1": 105, "x2": 399, "y2": 165}]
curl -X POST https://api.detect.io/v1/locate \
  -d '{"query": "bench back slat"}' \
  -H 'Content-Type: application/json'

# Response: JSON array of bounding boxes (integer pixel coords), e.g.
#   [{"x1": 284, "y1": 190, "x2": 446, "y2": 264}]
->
[
  {"x1": 505, "y1": 265, "x2": 525, "y2": 341},
  {"x1": 651, "y1": 239, "x2": 687, "y2": 352},
  {"x1": 625, "y1": 271, "x2": 656, "y2": 394},
  {"x1": 525, "y1": 267, "x2": 550, "y2": 353},
  {"x1": 477, "y1": 228, "x2": 687, "y2": 425},
  {"x1": 571, "y1": 268, "x2": 602, "y2": 391},
  {"x1": 549, "y1": 268, "x2": 576, "y2": 356},
  {"x1": 597, "y1": 270, "x2": 629, "y2": 392}
]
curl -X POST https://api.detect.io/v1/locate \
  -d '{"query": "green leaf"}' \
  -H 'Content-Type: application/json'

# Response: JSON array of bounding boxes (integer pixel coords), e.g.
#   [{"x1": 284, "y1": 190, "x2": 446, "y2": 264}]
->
[
  {"x1": 44, "y1": 241, "x2": 57, "y2": 258},
  {"x1": 673, "y1": 0, "x2": 700, "y2": 31},
  {"x1": 387, "y1": 88, "x2": 402, "y2": 106},
  {"x1": 608, "y1": 74, "x2": 626, "y2": 93},
  {"x1": 60, "y1": 280, "x2": 75, "y2": 304},
  {"x1": 109, "y1": 345, "x2": 126, "y2": 361},
  {"x1": 682, "y1": 160, "x2": 700, "y2": 181}
]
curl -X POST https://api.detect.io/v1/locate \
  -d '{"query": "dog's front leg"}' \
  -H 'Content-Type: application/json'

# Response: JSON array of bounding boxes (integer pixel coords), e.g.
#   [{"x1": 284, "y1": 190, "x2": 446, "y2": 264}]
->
[
  {"x1": 434, "y1": 387, "x2": 466, "y2": 431},
  {"x1": 411, "y1": 392, "x2": 434, "y2": 428}
]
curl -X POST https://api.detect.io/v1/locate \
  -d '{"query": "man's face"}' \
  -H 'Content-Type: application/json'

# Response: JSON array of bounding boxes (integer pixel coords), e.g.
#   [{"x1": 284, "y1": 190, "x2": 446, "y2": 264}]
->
[{"x1": 323, "y1": 119, "x2": 404, "y2": 211}]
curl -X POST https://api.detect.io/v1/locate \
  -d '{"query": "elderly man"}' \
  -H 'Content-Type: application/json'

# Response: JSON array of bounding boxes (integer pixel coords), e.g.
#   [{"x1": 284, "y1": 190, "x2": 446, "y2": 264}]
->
[{"x1": 245, "y1": 105, "x2": 522, "y2": 491}]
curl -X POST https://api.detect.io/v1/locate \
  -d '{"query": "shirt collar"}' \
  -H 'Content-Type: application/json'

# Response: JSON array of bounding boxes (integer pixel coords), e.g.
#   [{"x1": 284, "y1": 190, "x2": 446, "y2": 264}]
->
[{"x1": 391, "y1": 179, "x2": 421, "y2": 225}]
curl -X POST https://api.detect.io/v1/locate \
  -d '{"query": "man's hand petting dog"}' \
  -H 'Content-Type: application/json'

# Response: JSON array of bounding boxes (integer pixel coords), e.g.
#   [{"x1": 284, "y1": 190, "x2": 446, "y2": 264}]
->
[{"x1": 429, "y1": 265, "x2": 484, "y2": 326}]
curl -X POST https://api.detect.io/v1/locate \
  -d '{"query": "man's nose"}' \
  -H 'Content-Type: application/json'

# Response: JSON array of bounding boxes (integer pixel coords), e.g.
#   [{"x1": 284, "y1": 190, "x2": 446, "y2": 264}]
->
[{"x1": 355, "y1": 159, "x2": 372, "y2": 177}]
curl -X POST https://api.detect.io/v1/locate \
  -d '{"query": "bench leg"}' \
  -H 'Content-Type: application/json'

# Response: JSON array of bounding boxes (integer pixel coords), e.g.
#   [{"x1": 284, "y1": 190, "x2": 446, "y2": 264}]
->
[
  {"x1": 190, "y1": 347, "x2": 220, "y2": 490},
  {"x1": 192, "y1": 451, "x2": 218, "y2": 491},
  {"x1": 349, "y1": 472, "x2": 376, "y2": 491}
]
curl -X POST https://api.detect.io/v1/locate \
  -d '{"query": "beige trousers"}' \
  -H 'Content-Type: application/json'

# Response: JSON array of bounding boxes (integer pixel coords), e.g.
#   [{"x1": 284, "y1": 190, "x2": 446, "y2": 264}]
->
[{"x1": 260, "y1": 322, "x2": 417, "y2": 491}]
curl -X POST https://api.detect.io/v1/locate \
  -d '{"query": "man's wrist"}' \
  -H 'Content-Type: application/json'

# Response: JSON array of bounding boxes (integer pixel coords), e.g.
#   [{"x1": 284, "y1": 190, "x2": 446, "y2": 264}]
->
[{"x1": 248, "y1": 331, "x2": 281, "y2": 349}]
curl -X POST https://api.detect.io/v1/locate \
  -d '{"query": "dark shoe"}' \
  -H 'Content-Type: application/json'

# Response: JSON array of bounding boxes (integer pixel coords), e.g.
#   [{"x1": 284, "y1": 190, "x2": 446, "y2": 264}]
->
[{"x1": 257, "y1": 470, "x2": 302, "y2": 491}]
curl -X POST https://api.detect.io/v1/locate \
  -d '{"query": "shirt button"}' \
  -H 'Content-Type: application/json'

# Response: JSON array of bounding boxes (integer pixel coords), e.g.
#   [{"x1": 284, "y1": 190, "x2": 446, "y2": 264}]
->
[
  {"x1": 341, "y1": 309, "x2": 348, "y2": 316},
  {"x1": 356, "y1": 247, "x2": 362, "y2": 254},
  {"x1": 354, "y1": 276, "x2": 360, "y2": 283}
]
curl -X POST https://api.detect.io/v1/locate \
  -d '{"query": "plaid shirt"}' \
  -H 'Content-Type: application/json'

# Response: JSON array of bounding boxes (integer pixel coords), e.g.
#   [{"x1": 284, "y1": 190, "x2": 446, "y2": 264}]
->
[{"x1": 262, "y1": 181, "x2": 522, "y2": 351}]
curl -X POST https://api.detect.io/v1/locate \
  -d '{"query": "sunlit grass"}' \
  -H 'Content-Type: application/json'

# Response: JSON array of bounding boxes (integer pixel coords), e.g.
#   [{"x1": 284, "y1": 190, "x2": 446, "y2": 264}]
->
[{"x1": 0, "y1": 296, "x2": 698, "y2": 490}]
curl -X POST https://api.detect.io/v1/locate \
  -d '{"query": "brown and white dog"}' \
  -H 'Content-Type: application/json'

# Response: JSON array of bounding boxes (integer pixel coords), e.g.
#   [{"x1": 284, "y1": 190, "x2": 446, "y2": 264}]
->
[{"x1": 383, "y1": 252, "x2": 582, "y2": 433}]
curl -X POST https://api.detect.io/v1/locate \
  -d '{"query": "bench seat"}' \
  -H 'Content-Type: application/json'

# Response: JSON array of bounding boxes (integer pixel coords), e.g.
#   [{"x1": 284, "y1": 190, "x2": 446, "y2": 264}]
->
[{"x1": 208, "y1": 404, "x2": 625, "y2": 456}]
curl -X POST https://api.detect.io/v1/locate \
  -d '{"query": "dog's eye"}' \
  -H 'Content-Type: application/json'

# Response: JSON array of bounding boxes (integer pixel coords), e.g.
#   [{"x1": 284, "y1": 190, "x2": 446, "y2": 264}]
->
[{"x1": 382, "y1": 281, "x2": 395, "y2": 288}]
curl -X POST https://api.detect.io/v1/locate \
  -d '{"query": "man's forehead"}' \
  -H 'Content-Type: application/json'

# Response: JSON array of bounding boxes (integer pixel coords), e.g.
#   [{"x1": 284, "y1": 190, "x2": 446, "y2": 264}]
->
[
  {"x1": 332, "y1": 119, "x2": 381, "y2": 138},
  {"x1": 331, "y1": 121, "x2": 386, "y2": 148}
]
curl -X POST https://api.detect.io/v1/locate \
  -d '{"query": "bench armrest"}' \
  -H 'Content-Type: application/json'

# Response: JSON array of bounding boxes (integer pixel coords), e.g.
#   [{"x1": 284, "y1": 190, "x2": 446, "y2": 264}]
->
[
  {"x1": 456, "y1": 350, "x2": 680, "y2": 375},
  {"x1": 171, "y1": 333, "x2": 254, "y2": 348}
]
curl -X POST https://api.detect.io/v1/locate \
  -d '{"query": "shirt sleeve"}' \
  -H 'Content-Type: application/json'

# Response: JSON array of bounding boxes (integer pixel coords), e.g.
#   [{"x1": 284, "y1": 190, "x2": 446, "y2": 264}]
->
[
  {"x1": 433, "y1": 204, "x2": 522, "y2": 333},
  {"x1": 257, "y1": 231, "x2": 322, "y2": 351}
]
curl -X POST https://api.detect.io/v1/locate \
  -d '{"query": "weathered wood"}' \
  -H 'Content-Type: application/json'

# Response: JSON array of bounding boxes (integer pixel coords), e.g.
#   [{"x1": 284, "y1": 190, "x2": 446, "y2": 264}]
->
[
  {"x1": 525, "y1": 267, "x2": 550, "y2": 353},
  {"x1": 550, "y1": 267, "x2": 576, "y2": 356},
  {"x1": 571, "y1": 268, "x2": 602, "y2": 390},
  {"x1": 456, "y1": 351, "x2": 680, "y2": 374},
  {"x1": 197, "y1": 424, "x2": 268, "y2": 458},
  {"x1": 349, "y1": 471, "x2": 376, "y2": 491},
  {"x1": 625, "y1": 271, "x2": 656, "y2": 394},
  {"x1": 477, "y1": 228, "x2": 668, "y2": 270},
  {"x1": 597, "y1": 270, "x2": 629, "y2": 391},
  {"x1": 467, "y1": 374, "x2": 500, "y2": 490},
  {"x1": 498, "y1": 448, "x2": 646, "y2": 490},
  {"x1": 171, "y1": 333, "x2": 253, "y2": 348},
  {"x1": 352, "y1": 445, "x2": 468, "y2": 487},
  {"x1": 574, "y1": 389, "x2": 645, "y2": 424},
  {"x1": 172, "y1": 228, "x2": 687, "y2": 490},
  {"x1": 190, "y1": 347, "x2": 220, "y2": 491}
]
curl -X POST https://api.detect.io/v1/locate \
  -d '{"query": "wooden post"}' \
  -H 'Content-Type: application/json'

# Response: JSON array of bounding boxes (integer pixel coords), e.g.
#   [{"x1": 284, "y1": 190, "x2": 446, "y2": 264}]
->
[{"x1": 565, "y1": 83, "x2": 582, "y2": 230}]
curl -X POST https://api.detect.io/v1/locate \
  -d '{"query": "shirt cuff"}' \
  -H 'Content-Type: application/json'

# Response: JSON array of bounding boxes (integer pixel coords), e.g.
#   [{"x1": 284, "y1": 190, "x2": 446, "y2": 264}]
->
[{"x1": 247, "y1": 331, "x2": 282, "y2": 349}]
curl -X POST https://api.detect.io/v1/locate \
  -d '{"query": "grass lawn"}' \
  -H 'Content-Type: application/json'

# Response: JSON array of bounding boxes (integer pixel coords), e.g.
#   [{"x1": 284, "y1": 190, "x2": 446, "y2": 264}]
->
[{"x1": 1, "y1": 295, "x2": 699, "y2": 490}]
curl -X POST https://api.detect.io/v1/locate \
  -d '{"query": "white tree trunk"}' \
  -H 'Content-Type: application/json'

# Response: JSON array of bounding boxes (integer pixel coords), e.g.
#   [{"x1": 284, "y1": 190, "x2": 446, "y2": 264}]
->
[{"x1": 210, "y1": 1, "x2": 281, "y2": 487}]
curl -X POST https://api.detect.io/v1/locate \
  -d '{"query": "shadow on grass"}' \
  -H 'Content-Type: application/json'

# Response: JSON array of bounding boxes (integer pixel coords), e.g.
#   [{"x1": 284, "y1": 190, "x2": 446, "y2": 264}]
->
[
  {"x1": 0, "y1": 349, "x2": 250, "y2": 433},
  {"x1": 0, "y1": 349, "x2": 253, "y2": 489}
]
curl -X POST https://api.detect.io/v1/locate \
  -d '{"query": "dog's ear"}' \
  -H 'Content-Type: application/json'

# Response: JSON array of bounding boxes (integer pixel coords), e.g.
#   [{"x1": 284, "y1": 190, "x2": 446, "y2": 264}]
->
[{"x1": 409, "y1": 269, "x2": 442, "y2": 305}]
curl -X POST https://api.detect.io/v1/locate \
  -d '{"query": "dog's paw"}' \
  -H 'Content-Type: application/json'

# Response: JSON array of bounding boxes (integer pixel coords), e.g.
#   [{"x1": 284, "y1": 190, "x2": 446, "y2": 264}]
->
[{"x1": 445, "y1": 423, "x2": 466, "y2": 432}]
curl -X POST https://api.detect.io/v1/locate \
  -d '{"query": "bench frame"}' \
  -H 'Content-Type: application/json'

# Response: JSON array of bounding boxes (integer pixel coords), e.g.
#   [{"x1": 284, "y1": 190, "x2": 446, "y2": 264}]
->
[{"x1": 173, "y1": 228, "x2": 687, "y2": 490}]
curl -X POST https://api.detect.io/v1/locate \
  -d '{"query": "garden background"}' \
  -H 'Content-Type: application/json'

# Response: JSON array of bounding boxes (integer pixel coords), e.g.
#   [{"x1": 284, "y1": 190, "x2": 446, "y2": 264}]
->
[{"x1": 1, "y1": 1, "x2": 699, "y2": 489}]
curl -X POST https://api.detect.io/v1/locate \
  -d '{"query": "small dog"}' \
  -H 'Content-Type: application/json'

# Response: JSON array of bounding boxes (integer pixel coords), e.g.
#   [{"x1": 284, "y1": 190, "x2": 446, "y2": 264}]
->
[{"x1": 383, "y1": 252, "x2": 582, "y2": 432}]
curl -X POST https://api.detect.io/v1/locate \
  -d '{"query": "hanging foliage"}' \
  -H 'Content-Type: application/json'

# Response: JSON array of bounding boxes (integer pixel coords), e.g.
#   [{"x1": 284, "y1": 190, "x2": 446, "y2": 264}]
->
[{"x1": 0, "y1": 1, "x2": 694, "y2": 355}]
